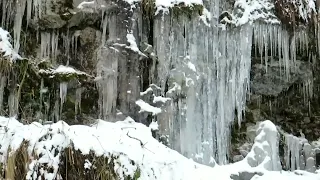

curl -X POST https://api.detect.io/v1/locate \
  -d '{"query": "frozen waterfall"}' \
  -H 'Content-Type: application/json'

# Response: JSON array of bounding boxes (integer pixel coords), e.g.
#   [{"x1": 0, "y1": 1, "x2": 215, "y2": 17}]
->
[
  {"x1": 152, "y1": 10, "x2": 253, "y2": 164},
  {"x1": 0, "y1": 0, "x2": 315, "y2": 167}
]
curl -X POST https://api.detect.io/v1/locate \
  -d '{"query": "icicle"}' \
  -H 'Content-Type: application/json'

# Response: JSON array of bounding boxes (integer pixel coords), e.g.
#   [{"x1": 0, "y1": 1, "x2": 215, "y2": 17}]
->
[
  {"x1": 101, "y1": 13, "x2": 108, "y2": 45},
  {"x1": 303, "y1": 78, "x2": 313, "y2": 103},
  {"x1": 96, "y1": 14, "x2": 119, "y2": 120},
  {"x1": 13, "y1": 0, "x2": 27, "y2": 52},
  {"x1": 59, "y1": 82, "x2": 68, "y2": 113},
  {"x1": 1, "y1": 0, "x2": 13, "y2": 29},
  {"x1": 8, "y1": 92, "x2": 18, "y2": 118},
  {"x1": 252, "y1": 22, "x2": 310, "y2": 81},
  {"x1": 39, "y1": 78, "x2": 47, "y2": 120},
  {"x1": 0, "y1": 75, "x2": 6, "y2": 114},
  {"x1": 72, "y1": 31, "x2": 80, "y2": 57},
  {"x1": 62, "y1": 31, "x2": 71, "y2": 65},
  {"x1": 75, "y1": 87, "x2": 82, "y2": 118},
  {"x1": 285, "y1": 134, "x2": 303, "y2": 171},
  {"x1": 32, "y1": 0, "x2": 42, "y2": 21},
  {"x1": 40, "y1": 31, "x2": 59, "y2": 63},
  {"x1": 26, "y1": 0, "x2": 32, "y2": 27},
  {"x1": 54, "y1": 99, "x2": 60, "y2": 122}
]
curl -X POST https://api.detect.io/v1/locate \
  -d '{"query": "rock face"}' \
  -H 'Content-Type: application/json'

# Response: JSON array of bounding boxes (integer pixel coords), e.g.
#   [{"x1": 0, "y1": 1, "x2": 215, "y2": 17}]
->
[{"x1": 0, "y1": 0, "x2": 319, "y2": 171}]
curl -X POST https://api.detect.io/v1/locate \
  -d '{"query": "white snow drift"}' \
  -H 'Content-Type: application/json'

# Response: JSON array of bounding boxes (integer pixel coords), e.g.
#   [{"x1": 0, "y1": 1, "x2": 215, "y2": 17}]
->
[{"x1": 0, "y1": 117, "x2": 319, "y2": 180}]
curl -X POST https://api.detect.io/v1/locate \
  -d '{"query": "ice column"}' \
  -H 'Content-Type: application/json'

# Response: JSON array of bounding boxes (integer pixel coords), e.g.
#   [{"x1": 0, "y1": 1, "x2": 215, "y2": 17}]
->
[
  {"x1": 75, "y1": 87, "x2": 82, "y2": 117},
  {"x1": 0, "y1": 75, "x2": 6, "y2": 114},
  {"x1": 284, "y1": 134, "x2": 316, "y2": 172},
  {"x1": 8, "y1": 92, "x2": 18, "y2": 117},
  {"x1": 40, "y1": 31, "x2": 59, "y2": 62},
  {"x1": 13, "y1": 0, "x2": 27, "y2": 52},
  {"x1": 285, "y1": 134, "x2": 303, "y2": 170},
  {"x1": 59, "y1": 82, "x2": 68, "y2": 115},
  {"x1": 153, "y1": 11, "x2": 253, "y2": 164}
]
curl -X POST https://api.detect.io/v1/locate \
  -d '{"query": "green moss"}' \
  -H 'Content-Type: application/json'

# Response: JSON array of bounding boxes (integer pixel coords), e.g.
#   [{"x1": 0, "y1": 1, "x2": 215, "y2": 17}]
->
[
  {"x1": 170, "y1": 3, "x2": 203, "y2": 19},
  {"x1": 132, "y1": 168, "x2": 141, "y2": 180},
  {"x1": 60, "y1": 148, "x2": 141, "y2": 180},
  {"x1": 39, "y1": 69, "x2": 91, "y2": 84},
  {"x1": 0, "y1": 163, "x2": 3, "y2": 177},
  {"x1": 142, "y1": 0, "x2": 203, "y2": 18},
  {"x1": 142, "y1": 0, "x2": 156, "y2": 18}
]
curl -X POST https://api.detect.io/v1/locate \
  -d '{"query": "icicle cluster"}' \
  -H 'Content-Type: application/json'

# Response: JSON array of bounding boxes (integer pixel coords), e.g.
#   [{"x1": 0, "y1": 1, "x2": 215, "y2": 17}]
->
[
  {"x1": 284, "y1": 134, "x2": 317, "y2": 172},
  {"x1": 252, "y1": 23, "x2": 310, "y2": 79}
]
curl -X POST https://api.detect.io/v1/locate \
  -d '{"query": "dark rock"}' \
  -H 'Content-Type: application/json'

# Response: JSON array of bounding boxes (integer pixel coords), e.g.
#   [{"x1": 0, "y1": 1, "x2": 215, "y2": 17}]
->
[
  {"x1": 250, "y1": 61, "x2": 312, "y2": 97},
  {"x1": 38, "y1": 14, "x2": 67, "y2": 29},
  {"x1": 230, "y1": 171, "x2": 263, "y2": 180}
]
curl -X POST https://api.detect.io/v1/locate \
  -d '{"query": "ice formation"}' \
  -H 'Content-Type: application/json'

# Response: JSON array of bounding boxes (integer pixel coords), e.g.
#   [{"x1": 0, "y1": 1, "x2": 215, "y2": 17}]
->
[
  {"x1": 75, "y1": 87, "x2": 82, "y2": 117},
  {"x1": 40, "y1": 31, "x2": 59, "y2": 61},
  {"x1": 284, "y1": 134, "x2": 317, "y2": 172},
  {"x1": 243, "y1": 120, "x2": 282, "y2": 171},
  {"x1": 151, "y1": 8, "x2": 254, "y2": 163},
  {"x1": 59, "y1": 82, "x2": 68, "y2": 114}
]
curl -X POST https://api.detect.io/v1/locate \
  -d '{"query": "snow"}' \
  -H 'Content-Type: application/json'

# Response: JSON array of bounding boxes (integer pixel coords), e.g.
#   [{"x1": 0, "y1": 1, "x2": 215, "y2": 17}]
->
[
  {"x1": 140, "y1": 87, "x2": 153, "y2": 96},
  {"x1": 199, "y1": 8, "x2": 211, "y2": 26},
  {"x1": 54, "y1": 65, "x2": 84, "y2": 75},
  {"x1": 0, "y1": 28, "x2": 21, "y2": 61},
  {"x1": 126, "y1": 33, "x2": 140, "y2": 52},
  {"x1": 0, "y1": 116, "x2": 214, "y2": 180},
  {"x1": 112, "y1": 33, "x2": 146, "y2": 56},
  {"x1": 39, "y1": 65, "x2": 88, "y2": 76},
  {"x1": 155, "y1": 0, "x2": 202, "y2": 8},
  {"x1": 0, "y1": 117, "x2": 319, "y2": 180},
  {"x1": 135, "y1": 99, "x2": 162, "y2": 115},
  {"x1": 153, "y1": 95, "x2": 171, "y2": 103},
  {"x1": 155, "y1": 0, "x2": 203, "y2": 15},
  {"x1": 233, "y1": 0, "x2": 280, "y2": 26},
  {"x1": 77, "y1": 1, "x2": 95, "y2": 9},
  {"x1": 232, "y1": 0, "x2": 316, "y2": 26},
  {"x1": 187, "y1": 62, "x2": 196, "y2": 72},
  {"x1": 149, "y1": 121, "x2": 159, "y2": 131}
]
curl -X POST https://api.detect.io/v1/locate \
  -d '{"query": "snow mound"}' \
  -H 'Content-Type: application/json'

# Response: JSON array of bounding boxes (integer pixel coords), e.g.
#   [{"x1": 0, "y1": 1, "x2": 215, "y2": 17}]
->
[
  {"x1": 39, "y1": 65, "x2": 89, "y2": 79},
  {"x1": 0, "y1": 116, "x2": 214, "y2": 180},
  {"x1": 246, "y1": 120, "x2": 282, "y2": 171},
  {"x1": 53, "y1": 65, "x2": 87, "y2": 75},
  {"x1": 0, "y1": 28, "x2": 21, "y2": 61}
]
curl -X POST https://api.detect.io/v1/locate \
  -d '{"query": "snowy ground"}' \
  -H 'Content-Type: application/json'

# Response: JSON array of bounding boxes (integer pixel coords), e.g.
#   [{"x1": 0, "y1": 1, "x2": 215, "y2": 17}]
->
[{"x1": 0, "y1": 116, "x2": 319, "y2": 180}]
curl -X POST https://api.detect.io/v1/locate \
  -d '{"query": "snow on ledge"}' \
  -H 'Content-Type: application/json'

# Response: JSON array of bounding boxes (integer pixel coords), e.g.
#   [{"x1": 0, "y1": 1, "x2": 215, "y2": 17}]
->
[
  {"x1": 77, "y1": 1, "x2": 95, "y2": 9},
  {"x1": 155, "y1": 0, "x2": 202, "y2": 10},
  {"x1": 135, "y1": 99, "x2": 162, "y2": 115},
  {"x1": 39, "y1": 65, "x2": 88, "y2": 77},
  {"x1": 53, "y1": 65, "x2": 87, "y2": 75}
]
